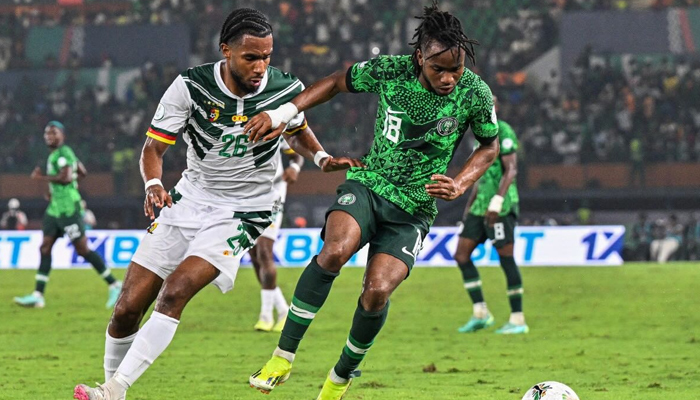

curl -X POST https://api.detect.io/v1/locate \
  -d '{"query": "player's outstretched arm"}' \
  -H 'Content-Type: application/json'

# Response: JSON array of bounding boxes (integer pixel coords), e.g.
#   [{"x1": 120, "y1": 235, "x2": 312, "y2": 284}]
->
[
  {"x1": 247, "y1": 69, "x2": 350, "y2": 142},
  {"x1": 426, "y1": 139, "x2": 499, "y2": 201},
  {"x1": 140, "y1": 137, "x2": 173, "y2": 220},
  {"x1": 284, "y1": 125, "x2": 364, "y2": 173}
]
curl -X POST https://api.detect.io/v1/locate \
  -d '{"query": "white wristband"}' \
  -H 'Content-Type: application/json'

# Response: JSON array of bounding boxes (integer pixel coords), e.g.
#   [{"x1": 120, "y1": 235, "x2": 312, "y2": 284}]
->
[
  {"x1": 264, "y1": 102, "x2": 299, "y2": 129},
  {"x1": 145, "y1": 178, "x2": 163, "y2": 192},
  {"x1": 313, "y1": 151, "x2": 330, "y2": 168},
  {"x1": 288, "y1": 162, "x2": 301, "y2": 173},
  {"x1": 487, "y1": 195, "x2": 504, "y2": 213}
]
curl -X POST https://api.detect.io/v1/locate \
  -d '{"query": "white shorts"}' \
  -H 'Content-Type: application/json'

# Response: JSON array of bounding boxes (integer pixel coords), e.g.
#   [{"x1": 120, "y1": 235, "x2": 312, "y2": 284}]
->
[
  {"x1": 132, "y1": 196, "x2": 272, "y2": 293},
  {"x1": 259, "y1": 180, "x2": 287, "y2": 241},
  {"x1": 260, "y1": 208, "x2": 283, "y2": 241}
]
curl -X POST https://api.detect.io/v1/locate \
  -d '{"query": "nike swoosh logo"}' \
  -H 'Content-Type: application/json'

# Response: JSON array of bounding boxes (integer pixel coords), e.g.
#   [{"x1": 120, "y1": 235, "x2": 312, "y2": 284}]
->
[{"x1": 401, "y1": 246, "x2": 415, "y2": 258}]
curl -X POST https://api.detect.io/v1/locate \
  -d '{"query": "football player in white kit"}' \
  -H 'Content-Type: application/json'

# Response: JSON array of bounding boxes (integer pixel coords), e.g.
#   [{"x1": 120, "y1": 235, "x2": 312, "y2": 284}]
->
[
  {"x1": 73, "y1": 8, "x2": 362, "y2": 400},
  {"x1": 250, "y1": 140, "x2": 302, "y2": 332}
]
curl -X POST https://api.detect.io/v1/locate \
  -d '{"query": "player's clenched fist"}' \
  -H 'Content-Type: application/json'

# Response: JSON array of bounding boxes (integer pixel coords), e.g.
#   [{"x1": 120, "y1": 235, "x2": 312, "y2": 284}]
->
[{"x1": 425, "y1": 174, "x2": 465, "y2": 201}]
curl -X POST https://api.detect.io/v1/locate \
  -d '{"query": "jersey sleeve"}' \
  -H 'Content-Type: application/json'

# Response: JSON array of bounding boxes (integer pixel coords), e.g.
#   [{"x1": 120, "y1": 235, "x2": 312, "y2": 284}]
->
[
  {"x1": 498, "y1": 121, "x2": 518, "y2": 155},
  {"x1": 279, "y1": 138, "x2": 296, "y2": 155},
  {"x1": 345, "y1": 56, "x2": 397, "y2": 94},
  {"x1": 469, "y1": 80, "x2": 499, "y2": 144},
  {"x1": 57, "y1": 147, "x2": 77, "y2": 170},
  {"x1": 146, "y1": 75, "x2": 191, "y2": 145},
  {"x1": 284, "y1": 82, "x2": 307, "y2": 135}
]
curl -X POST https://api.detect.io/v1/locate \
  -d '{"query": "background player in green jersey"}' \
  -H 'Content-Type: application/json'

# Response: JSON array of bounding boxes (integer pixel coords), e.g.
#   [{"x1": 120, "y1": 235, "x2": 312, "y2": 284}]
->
[
  {"x1": 246, "y1": 3, "x2": 499, "y2": 399},
  {"x1": 454, "y1": 96, "x2": 528, "y2": 335},
  {"x1": 13, "y1": 121, "x2": 121, "y2": 309}
]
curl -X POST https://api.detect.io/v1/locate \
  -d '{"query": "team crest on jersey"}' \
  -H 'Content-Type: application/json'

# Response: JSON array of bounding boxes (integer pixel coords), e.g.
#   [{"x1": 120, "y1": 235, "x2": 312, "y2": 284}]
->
[
  {"x1": 146, "y1": 222, "x2": 159, "y2": 234},
  {"x1": 154, "y1": 103, "x2": 165, "y2": 121},
  {"x1": 436, "y1": 117, "x2": 458, "y2": 136},
  {"x1": 232, "y1": 115, "x2": 248, "y2": 123},
  {"x1": 208, "y1": 108, "x2": 220, "y2": 122},
  {"x1": 338, "y1": 193, "x2": 356, "y2": 205}
]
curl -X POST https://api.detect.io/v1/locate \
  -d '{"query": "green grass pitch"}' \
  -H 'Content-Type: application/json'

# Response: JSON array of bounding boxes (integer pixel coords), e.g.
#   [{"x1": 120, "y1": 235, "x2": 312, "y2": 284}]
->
[{"x1": 1, "y1": 263, "x2": 698, "y2": 399}]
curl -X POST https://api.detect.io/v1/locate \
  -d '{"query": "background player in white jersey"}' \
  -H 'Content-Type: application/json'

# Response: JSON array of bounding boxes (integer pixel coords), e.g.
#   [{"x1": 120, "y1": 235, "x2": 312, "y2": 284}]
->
[
  {"x1": 74, "y1": 8, "x2": 362, "y2": 400},
  {"x1": 250, "y1": 140, "x2": 303, "y2": 332}
]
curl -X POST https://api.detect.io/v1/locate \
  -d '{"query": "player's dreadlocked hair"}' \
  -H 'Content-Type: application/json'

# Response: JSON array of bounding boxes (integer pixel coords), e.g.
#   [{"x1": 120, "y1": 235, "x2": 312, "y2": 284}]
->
[
  {"x1": 410, "y1": 1, "x2": 479, "y2": 76},
  {"x1": 219, "y1": 8, "x2": 272, "y2": 46}
]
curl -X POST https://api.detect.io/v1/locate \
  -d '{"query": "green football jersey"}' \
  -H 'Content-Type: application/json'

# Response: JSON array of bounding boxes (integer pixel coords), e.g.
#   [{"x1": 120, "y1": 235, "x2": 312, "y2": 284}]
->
[
  {"x1": 469, "y1": 120, "x2": 519, "y2": 217},
  {"x1": 45, "y1": 145, "x2": 82, "y2": 217},
  {"x1": 345, "y1": 55, "x2": 498, "y2": 224}
]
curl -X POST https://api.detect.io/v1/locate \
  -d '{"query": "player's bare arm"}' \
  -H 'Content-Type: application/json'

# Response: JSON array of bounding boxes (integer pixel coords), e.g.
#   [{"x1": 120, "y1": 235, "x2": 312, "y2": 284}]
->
[
  {"x1": 282, "y1": 151, "x2": 304, "y2": 184},
  {"x1": 140, "y1": 137, "x2": 173, "y2": 220},
  {"x1": 31, "y1": 165, "x2": 73, "y2": 184},
  {"x1": 283, "y1": 125, "x2": 365, "y2": 172},
  {"x1": 247, "y1": 69, "x2": 350, "y2": 142},
  {"x1": 486, "y1": 152, "x2": 517, "y2": 226},
  {"x1": 77, "y1": 161, "x2": 88, "y2": 180},
  {"x1": 426, "y1": 139, "x2": 499, "y2": 201}
]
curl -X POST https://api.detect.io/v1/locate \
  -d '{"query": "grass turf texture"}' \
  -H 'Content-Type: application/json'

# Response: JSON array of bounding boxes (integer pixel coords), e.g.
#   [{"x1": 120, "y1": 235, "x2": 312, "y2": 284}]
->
[{"x1": 1, "y1": 263, "x2": 698, "y2": 399}]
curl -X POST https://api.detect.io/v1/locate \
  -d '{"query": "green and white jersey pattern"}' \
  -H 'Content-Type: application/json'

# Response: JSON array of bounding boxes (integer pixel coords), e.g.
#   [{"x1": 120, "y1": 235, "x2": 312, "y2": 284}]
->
[
  {"x1": 148, "y1": 60, "x2": 306, "y2": 212},
  {"x1": 345, "y1": 55, "x2": 498, "y2": 224},
  {"x1": 46, "y1": 145, "x2": 82, "y2": 218},
  {"x1": 470, "y1": 120, "x2": 519, "y2": 217}
]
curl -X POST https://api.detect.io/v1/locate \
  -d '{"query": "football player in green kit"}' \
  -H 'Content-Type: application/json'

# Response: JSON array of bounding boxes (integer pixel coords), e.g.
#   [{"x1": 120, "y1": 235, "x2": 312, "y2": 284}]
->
[
  {"x1": 454, "y1": 96, "x2": 528, "y2": 335},
  {"x1": 245, "y1": 2, "x2": 500, "y2": 399},
  {"x1": 14, "y1": 121, "x2": 121, "y2": 309}
]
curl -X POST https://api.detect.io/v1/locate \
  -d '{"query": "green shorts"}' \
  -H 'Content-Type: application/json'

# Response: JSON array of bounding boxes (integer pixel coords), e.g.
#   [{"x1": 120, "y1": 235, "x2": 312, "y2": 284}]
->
[
  {"x1": 322, "y1": 180, "x2": 430, "y2": 272},
  {"x1": 459, "y1": 212, "x2": 517, "y2": 249},
  {"x1": 42, "y1": 212, "x2": 86, "y2": 241}
]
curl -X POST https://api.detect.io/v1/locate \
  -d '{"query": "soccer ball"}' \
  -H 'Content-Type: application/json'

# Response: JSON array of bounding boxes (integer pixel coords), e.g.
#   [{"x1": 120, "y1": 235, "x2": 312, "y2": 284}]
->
[{"x1": 521, "y1": 381, "x2": 579, "y2": 400}]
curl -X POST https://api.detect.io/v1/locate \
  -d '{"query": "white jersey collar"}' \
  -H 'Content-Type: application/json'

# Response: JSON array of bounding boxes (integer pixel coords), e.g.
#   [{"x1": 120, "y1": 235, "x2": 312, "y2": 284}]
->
[{"x1": 214, "y1": 60, "x2": 269, "y2": 100}]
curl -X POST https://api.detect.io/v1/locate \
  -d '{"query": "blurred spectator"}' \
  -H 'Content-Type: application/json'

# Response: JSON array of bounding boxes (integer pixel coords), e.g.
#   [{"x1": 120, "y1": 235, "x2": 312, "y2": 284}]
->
[
  {"x1": 293, "y1": 216, "x2": 308, "y2": 228},
  {"x1": 628, "y1": 137, "x2": 645, "y2": 187},
  {"x1": 624, "y1": 212, "x2": 652, "y2": 261},
  {"x1": 685, "y1": 212, "x2": 700, "y2": 261},
  {"x1": 0, "y1": 0, "x2": 699, "y2": 178},
  {"x1": 650, "y1": 214, "x2": 684, "y2": 263},
  {"x1": 0, "y1": 198, "x2": 28, "y2": 230}
]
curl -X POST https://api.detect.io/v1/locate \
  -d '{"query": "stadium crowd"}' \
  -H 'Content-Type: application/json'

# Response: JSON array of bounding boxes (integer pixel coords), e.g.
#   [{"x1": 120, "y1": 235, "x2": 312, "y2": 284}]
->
[
  {"x1": 624, "y1": 212, "x2": 700, "y2": 262},
  {"x1": 0, "y1": 0, "x2": 698, "y2": 177}
]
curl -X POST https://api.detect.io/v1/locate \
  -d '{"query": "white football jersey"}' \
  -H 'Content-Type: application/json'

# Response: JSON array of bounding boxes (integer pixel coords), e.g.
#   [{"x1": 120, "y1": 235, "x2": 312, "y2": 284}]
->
[{"x1": 147, "y1": 60, "x2": 306, "y2": 212}]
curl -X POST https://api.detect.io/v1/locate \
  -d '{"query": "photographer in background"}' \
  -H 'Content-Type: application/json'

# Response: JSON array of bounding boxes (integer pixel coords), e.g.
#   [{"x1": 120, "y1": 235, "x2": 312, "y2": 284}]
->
[{"x1": 1, "y1": 198, "x2": 28, "y2": 230}]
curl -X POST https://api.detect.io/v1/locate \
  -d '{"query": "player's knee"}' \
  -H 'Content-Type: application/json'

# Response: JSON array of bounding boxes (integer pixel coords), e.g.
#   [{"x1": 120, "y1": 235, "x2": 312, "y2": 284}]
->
[
  {"x1": 75, "y1": 246, "x2": 91, "y2": 257},
  {"x1": 496, "y1": 244, "x2": 514, "y2": 258},
  {"x1": 360, "y1": 284, "x2": 393, "y2": 312},
  {"x1": 453, "y1": 250, "x2": 471, "y2": 265},
  {"x1": 39, "y1": 243, "x2": 52, "y2": 256},
  {"x1": 155, "y1": 281, "x2": 192, "y2": 316},
  {"x1": 317, "y1": 247, "x2": 352, "y2": 272},
  {"x1": 111, "y1": 301, "x2": 143, "y2": 333},
  {"x1": 256, "y1": 249, "x2": 274, "y2": 268}
]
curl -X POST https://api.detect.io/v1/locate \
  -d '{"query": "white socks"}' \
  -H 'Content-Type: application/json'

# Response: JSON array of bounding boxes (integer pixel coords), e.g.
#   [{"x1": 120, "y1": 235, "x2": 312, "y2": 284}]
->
[
  {"x1": 104, "y1": 331, "x2": 137, "y2": 381},
  {"x1": 261, "y1": 287, "x2": 289, "y2": 321},
  {"x1": 273, "y1": 346, "x2": 295, "y2": 363},
  {"x1": 260, "y1": 289, "x2": 275, "y2": 323},
  {"x1": 473, "y1": 302, "x2": 489, "y2": 319},
  {"x1": 509, "y1": 312, "x2": 525, "y2": 326},
  {"x1": 113, "y1": 311, "x2": 180, "y2": 388},
  {"x1": 273, "y1": 287, "x2": 289, "y2": 317}
]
